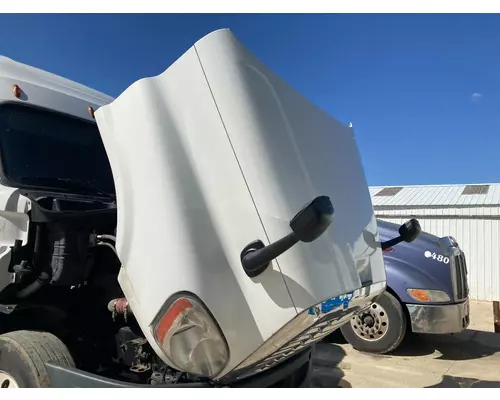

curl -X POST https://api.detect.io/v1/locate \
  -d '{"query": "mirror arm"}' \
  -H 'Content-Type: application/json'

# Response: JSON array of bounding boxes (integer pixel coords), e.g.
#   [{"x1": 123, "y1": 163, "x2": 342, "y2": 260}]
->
[
  {"x1": 241, "y1": 233, "x2": 299, "y2": 278},
  {"x1": 381, "y1": 236, "x2": 403, "y2": 250}
]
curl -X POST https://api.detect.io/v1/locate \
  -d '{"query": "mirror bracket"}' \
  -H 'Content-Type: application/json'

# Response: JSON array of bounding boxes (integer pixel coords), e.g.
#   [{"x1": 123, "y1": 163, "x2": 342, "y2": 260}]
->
[
  {"x1": 241, "y1": 233, "x2": 300, "y2": 278},
  {"x1": 380, "y1": 218, "x2": 422, "y2": 250},
  {"x1": 240, "y1": 240, "x2": 268, "y2": 278},
  {"x1": 240, "y1": 195, "x2": 334, "y2": 279}
]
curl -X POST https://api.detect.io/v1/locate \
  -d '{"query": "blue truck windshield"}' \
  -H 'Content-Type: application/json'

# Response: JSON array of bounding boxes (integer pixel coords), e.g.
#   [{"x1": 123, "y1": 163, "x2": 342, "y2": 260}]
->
[{"x1": 0, "y1": 103, "x2": 115, "y2": 197}]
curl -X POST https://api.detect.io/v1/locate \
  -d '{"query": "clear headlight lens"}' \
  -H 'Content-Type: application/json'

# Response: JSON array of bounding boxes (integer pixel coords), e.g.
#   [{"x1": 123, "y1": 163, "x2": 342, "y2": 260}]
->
[
  {"x1": 151, "y1": 294, "x2": 229, "y2": 378},
  {"x1": 407, "y1": 288, "x2": 450, "y2": 303}
]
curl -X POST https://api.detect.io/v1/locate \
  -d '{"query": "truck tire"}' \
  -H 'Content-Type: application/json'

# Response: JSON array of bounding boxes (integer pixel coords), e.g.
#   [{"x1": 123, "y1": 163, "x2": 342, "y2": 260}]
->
[
  {"x1": 340, "y1": 291, "x2": 406, "y2": 354},
  {"x1": 0, "y1": 330, "x2": 75, "y2": 388}
]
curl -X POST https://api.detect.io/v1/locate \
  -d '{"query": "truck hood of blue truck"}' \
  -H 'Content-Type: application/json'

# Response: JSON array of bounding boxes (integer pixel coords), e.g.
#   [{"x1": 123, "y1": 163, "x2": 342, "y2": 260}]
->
[{"x1": 377, "y1": 219, "x2": 457, "y2": 304}]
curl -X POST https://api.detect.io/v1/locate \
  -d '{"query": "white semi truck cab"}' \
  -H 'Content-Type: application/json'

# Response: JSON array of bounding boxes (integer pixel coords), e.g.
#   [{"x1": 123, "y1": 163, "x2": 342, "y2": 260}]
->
[{"x1": 0, "y1": 29, "x2": 418, "y2": 388}]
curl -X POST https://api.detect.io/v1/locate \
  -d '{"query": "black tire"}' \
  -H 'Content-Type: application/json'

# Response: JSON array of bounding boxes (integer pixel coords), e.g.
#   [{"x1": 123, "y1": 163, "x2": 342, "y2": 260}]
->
[
  {"x1": 0, "y1": 330, "x2": 75, "y2": 388},
  {"x1": 340, "y1": 291, "x2": 406, "y2": 354}
]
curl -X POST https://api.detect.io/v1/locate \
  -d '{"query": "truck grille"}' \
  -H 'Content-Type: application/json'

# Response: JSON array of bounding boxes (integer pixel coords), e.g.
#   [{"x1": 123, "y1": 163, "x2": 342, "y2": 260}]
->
[
  {"x1": 453, "y1": 253, "x2": 469, "y2": 301},
  {"x1": 229, "y1": 305, "x2": 357, "y2": 382},
  {"x1": 222, "y1": 281, "x2": 386, "y2": 383},
  {"x1": 250, "y1": 313, "x2": 342, "y2": 375}
]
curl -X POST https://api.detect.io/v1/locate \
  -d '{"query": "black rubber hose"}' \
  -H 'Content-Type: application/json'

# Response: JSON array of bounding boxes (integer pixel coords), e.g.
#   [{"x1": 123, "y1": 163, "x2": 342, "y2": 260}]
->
[{"x1": 14, "y1": 271, "x2": 50, "y2": 300}]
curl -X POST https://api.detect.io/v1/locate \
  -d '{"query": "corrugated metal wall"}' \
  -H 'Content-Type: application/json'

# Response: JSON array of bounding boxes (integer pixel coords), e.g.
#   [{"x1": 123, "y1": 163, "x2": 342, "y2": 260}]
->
[{"x1": 375, "y1": 206, "x2": 500, "y2": 302}]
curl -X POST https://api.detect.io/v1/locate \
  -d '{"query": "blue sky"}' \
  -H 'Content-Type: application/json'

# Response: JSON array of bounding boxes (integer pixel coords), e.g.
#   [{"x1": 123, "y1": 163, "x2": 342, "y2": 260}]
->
[{"x1": 0, "y1": 14, "x2": 498, "y2": 186}]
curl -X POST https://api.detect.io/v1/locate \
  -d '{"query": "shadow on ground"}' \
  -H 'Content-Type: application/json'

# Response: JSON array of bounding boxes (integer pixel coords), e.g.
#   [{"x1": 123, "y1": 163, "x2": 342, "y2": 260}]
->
[
  {"x1": 324, "y1": 329, "x2": 348, "y2": 344},
  {"x1": 326, "y1": 328, "x2": 500, "y2": 362},
  {"x1": 390, "y1": 330, "x2": 500, "y2": 361},
  {"x1": 427, "y1": 375, "x2": 500, "y2": 388},
  {"x1": 309, "y1": 342, "x2": 351, "y2": 388}
]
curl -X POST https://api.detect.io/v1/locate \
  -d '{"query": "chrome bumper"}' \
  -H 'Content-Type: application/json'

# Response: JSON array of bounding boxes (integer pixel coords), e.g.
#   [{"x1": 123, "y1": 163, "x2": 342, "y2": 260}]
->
[{"x1": 406, "y1": 299, "x2": 470, "y2": 334}]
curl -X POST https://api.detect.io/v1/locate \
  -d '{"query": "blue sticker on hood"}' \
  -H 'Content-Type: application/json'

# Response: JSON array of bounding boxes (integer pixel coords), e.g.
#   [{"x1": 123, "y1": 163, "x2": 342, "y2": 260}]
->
[{"x1": 308, "y1": 293, "x2": 354, "y2": 316}]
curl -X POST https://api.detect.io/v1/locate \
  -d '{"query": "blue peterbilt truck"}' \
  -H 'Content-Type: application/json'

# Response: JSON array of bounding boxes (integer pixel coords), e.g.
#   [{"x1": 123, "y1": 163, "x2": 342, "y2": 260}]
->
[{"x1": 340, "y1": 219, "x2": 470, "y2": 354}]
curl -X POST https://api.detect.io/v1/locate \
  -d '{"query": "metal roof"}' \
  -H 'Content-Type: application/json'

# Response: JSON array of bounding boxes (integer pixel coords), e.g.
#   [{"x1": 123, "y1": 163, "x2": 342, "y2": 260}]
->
[{"x1": 369, "y1": 183, "x2": 500, "y2": 207}]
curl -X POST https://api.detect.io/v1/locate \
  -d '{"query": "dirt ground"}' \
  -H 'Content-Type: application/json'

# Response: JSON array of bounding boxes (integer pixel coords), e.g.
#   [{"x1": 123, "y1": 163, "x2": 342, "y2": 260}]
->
[{"x1": 310, "y1": 300, "x2": 500, "y2": 388}]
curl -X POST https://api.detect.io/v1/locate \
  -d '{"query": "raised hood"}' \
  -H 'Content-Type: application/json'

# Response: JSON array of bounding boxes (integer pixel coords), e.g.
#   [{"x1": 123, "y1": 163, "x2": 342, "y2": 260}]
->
[{"x1": 95, "y1": 29, "x2": 385, "y2": 377}]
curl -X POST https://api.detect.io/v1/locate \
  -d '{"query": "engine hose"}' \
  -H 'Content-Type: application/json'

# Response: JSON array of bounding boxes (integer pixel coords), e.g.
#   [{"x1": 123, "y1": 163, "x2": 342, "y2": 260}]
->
[
  {"x1": 98, "y1": 241, "x2": 118, "y2": 256},
  {"x1": 97, "y1": 234, "x2": 116, "y2": 243},
  {"x1": 14, "y1": 271, "x2": 51, "y2": 300}
]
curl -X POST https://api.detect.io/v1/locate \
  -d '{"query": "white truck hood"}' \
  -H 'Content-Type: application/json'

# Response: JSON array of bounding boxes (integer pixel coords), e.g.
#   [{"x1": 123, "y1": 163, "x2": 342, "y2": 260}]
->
[{"x1": 95, "y1": 29, "x2": 385, "y2": 378}]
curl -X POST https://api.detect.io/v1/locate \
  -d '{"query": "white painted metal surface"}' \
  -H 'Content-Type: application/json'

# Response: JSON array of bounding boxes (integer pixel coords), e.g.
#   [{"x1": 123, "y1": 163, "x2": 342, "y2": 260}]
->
[
  {"x1": 0, "y1": 56, "x2": 113, "y2": 122},
  {"x1": 0, "y1": 188, "x2": 31, "y2": 293},
  {"x1": 96, "y1": 28, "x2": 386, "y2": 376},
  {"x1": 370, "y1": 184, "x2": 500, "y2": 302}
]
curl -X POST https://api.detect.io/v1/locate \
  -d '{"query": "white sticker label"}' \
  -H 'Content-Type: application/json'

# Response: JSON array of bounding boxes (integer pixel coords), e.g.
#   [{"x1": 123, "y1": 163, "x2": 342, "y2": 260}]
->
[{"x1": 424, "y1": 251, "x2": 449, "y2": 264}]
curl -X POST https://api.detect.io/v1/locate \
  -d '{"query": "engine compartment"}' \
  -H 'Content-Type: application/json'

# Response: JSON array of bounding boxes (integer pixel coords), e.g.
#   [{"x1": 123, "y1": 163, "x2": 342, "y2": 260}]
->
[
  {"x1": 29, "y1": 196, "x2": 117, "y2": 287},
  {"x1": 0, "y1": 195, "x2": 117, "y2": 298},
  {"x1": 0, "y1": 195, "x2": 131, "y2": 376},
  {"x1": 0, "y1": 193, "x2": 211, "y2": 385}
]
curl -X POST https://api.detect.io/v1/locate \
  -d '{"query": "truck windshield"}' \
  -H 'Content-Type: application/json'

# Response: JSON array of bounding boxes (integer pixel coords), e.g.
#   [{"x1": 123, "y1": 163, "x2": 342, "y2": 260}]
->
[{"x1": 0, "y1": 103, "x2": 115, "y2": 197}]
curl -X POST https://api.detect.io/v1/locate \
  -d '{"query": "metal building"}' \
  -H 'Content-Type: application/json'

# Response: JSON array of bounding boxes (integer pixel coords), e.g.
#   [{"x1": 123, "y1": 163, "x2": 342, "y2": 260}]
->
[{"x1": 370, "y1": 183, "x2": 500, "y2": 302}]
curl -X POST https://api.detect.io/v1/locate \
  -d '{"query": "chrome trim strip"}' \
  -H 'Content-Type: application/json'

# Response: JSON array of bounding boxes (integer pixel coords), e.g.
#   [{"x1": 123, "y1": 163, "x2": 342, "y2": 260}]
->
[{"x1": 220, "y1": 281, "x2": 386, "y2": 381}]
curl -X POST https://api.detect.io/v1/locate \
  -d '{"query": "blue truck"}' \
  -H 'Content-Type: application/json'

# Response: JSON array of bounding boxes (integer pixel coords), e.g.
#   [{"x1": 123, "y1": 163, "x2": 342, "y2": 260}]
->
[{"x1": 340, "y1": 219, "x2": 470, "y2": 354}]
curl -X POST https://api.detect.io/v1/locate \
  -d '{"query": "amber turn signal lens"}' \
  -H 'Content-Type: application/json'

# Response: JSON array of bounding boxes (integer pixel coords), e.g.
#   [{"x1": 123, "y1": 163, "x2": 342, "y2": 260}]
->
[
  {"x1": 407, "y1": 288, "x2": 451, "y2": 302},
  {"x1": 155, "y1": 297, "x2": 193, "y2": 344},
  {"x1": 407, "y1": 289, "x2": 430, "y2": 302}
]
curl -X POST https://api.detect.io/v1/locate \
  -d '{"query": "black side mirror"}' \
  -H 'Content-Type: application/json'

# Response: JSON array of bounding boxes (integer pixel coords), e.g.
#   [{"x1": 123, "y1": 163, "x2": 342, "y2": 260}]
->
[
  {"x1": 381, "y1": 218, "x2": 421, "y2": 251},
  {"x1": 290, "y1": 196, "x2": 334, "y2": 242},
  {"x1": 398, "y1": 218, "x2": 421, "y2": 243},
  {"x1": 241, "y1": 196, "x2": 334, "y2": 278}
]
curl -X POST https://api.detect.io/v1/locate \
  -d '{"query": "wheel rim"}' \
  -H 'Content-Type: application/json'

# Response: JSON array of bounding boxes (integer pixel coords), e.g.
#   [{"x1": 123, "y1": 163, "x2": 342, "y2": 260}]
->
[
  {"x1": 350, "y1": 302, "x2": 389, "y2": 341},
  {"x1": 0, "y1": 371, "x2": 19, "y2": 388}
]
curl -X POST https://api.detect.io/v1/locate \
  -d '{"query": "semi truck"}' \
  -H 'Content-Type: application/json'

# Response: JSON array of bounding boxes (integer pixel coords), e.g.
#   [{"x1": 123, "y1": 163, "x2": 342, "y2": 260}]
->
[
  {"x1": 340, "y1": 219, "x2": 470, "y2": 354},
  {"x1": 0, "y1": 29, "x2": 419, "y2": 388}
]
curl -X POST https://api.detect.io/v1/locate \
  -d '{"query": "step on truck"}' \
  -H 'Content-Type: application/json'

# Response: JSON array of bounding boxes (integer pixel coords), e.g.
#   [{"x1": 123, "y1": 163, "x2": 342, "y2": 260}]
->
[{"x1": 0, "y1": 29, "x2": 418, "y2": 388}]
